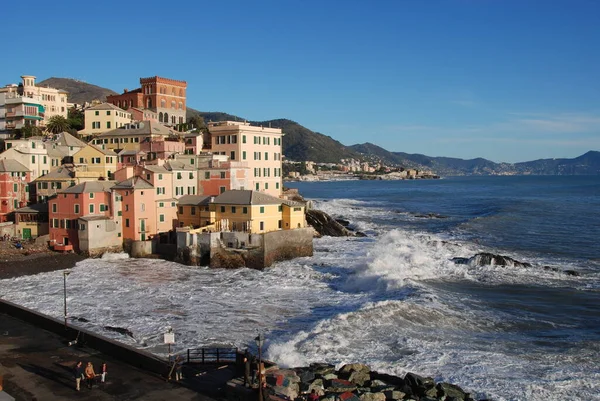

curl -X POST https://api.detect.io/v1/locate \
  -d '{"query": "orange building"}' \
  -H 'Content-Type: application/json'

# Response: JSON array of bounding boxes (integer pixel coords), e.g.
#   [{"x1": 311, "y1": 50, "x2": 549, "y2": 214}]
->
[{"x1": 106, "y1": 76, "x2": 187, "y2": 126}]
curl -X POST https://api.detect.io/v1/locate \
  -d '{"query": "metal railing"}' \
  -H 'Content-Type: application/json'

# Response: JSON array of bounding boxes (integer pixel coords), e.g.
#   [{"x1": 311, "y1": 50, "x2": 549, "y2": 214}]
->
[{"x1": 186, "y1": 347, "x2": 238, "y2": 364}]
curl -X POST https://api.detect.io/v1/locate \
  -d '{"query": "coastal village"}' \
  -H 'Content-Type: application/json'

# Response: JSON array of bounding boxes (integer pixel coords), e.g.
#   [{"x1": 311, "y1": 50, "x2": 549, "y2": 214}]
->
[{"x1": 0, "y1": 74, "x2": 316, "y2": 267}]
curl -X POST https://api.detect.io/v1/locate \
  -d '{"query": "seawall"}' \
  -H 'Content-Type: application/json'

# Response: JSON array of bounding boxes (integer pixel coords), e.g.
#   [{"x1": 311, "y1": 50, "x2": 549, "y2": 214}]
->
[{"x1": 0, "y1": 298, "x2": 168, "y2": 377}]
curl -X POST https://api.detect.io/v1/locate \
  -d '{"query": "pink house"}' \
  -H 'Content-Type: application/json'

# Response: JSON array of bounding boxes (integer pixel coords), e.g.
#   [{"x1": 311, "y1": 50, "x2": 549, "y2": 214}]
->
[
  {"x1": 0, "y1": 160, "x2": 31, "y2": 222},
  {"x1": 48, "y1": 181, "x2": 114, "y2": 252},
  {"x1": 140, "y1": 138, "x2": 185, "y2": 161}
]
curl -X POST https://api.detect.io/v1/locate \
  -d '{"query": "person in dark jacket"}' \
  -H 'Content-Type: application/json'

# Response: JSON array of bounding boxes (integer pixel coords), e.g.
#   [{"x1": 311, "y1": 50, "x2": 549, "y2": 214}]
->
[{"x1": 74, "y1": 361, "x2": 84, "y2": 391}]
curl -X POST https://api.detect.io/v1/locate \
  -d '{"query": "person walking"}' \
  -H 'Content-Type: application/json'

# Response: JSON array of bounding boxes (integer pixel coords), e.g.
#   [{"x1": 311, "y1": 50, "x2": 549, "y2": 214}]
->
[
  {"x1": 100, "y1": 362, "x2": 107, "y2": 384},
  {"x1": 84, "y1": 361, "x2": 96, "y2": 389},
  {"x1": 74, "y1": 361, "x2": 84, "y2": 391}
]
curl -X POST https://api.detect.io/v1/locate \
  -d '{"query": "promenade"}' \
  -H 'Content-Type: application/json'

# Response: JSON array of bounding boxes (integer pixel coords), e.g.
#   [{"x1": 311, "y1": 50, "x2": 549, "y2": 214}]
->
[{"x1": 0, "y1": 312, "x2": 220, "y2": 401}]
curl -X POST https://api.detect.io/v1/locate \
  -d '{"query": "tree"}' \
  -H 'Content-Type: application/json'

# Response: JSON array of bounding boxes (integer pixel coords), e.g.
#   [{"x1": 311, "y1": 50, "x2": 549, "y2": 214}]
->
[
  {"x1": 188, "y1": 115, "x2": 207, "y2": 132},
  {"x1": 66, "y1": 107, "x2": 84, "y2": 131},
  {"x1": 15, "y1": 125, "x2": 43, "y2": 139},
  {"x1": 46, "y1": 115, "x2": 70, "y2": 135}
]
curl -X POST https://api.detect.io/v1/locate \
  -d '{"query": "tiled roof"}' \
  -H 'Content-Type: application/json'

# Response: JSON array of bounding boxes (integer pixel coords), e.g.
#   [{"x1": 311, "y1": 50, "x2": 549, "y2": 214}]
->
[
  {"x1": 177, "y1": 195, "x2": 212, "y2": 206},
  {"x1": 166, "y1": 160, "x2": 195, "y2": 171},
  {"x1": 0, "y1": 159, "x2": 30, "y2": 172},
  {"x1": 54, "y1": 132, "x2": 87, "y2": 148},
  {"x1": 143, "y1": 165, "x2": 171, "y2": 174},
  {"x1": 60, "y1": 180, "x2": 115, "y2": 194},
  {"x1": 96, "y1": 121, "x2": 176, "y2": 138},
  {"x1": 78, "y1": 215, "x2": 111, "y2": 221},
  {"x1": 112, "y1": 176, "x2": 154, "y2": 190},
  {"x1": 34, "y1": 165, "x2": 76, "y2": 181},
  {"x1": 213, "y1": 190, "x2": 283, "y2": 206},
  {"x1": 86, "y1": 144, "x2": 118, "y2": 156},
  {"x1": 15, "y1": 202, "x2": 48, "y2": 214},
  {"x1": 86, "y1": 102, "x2": 128, "y2": 112}
]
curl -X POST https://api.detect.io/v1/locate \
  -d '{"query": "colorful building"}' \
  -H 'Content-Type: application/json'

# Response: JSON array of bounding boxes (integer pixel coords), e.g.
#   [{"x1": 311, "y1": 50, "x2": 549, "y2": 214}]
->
[
  {"x1": 73, "y1": 144, "x2": 119, "y2": 179},
  {"x1": 33, "y1": 164, "x2": 104, "y2": 202},
  {"x1": 0, "y1": 159, "x2": 31, "y2": 222},
  {"x1": 106, "y1": 76, "x2": 187, "y2": 126},
  {"x1": 208, "y1": 121, "x2": 283, "y2": 197},
  {"x1": 0, "y1": 87, "x2": 44, "y2": 133},
  {"x1": 79, "y1": 102, "x2": 132, "y2": 137},
  {"x1": 48, "y1": 181, "x2": 116, "y2": 252},
  {"x1": 1, "y1": 137, "x2": 52, "y2": 180},
  {"x1": 176, "y1": 195, "x2": 213, "y2": 228},
  {"x1": 14, "y1": 203, "x2": 49, "y2": 239},
  {"x1": 90, "y1": 121, "x2": 178, "y2": 153}
]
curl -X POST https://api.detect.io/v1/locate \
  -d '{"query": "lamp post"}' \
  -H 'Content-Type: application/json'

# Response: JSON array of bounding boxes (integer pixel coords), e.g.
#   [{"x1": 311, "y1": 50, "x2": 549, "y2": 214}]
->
[
  {"x1": 63, "y1": 270, "x2": 71, "y2": 330},
  {"x1": 255, "y1": 333, "x2": 264, "y2": 401}
]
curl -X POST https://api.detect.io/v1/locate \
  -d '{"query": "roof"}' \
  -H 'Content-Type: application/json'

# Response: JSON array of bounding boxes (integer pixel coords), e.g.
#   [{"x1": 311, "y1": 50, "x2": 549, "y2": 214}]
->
[
  {"x1": 84, "y1": 144, "x2": 118, "y2": 156},
  {"x1": 0, "y1": 159, "x2": 30, "y2": 172},
  {"x1": 15, "y1": 202, "x2": 48, "y2": 214},
  {"x1": 86, "y1": 102, "x2": 128, "y2": 112},
  {"x1": 177, "y1": 195, "x2": 212, "y2": 206},
  {"x1": 118, "y1": 150, "x2": 146, "y2": 156},
  {"x1": 59, "y1": 180, "x2": 115, "y2": 194},
  {"x1": 34, "y1": 165, "x2": 75, "y2": 181},
  {"x1": 112, "y1": 176, "x2": 154, "y2": 190},
  {"x1": 96, "y1": 121, "x2": 176, "y2": 138},
  {"x1": 54, "y1": 132, "x2": 87, "y2": 148},
  {"x1": 213, "y1": 190, "x2": 284, "y2": 206},
  {"x1": 166, "y1": 160, "x2": 195, "y2": 171},
  {"x1": 143, "y1": 165, "x2": 171, "y2": 174},
  {"x1": 45, "y1": 146, "x2": 68, "y2": 158}
]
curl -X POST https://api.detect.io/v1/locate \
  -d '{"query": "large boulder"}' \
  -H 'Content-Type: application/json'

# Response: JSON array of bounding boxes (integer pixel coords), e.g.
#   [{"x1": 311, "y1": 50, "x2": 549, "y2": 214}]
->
[
  {"x1": 452, "y1": 252, "x2": 532, "y2": 268},
  {"x1": 436, "y1": 382, "x2": 467, "y2": 400},
  {"x1": 359, "y1": 392, "x2": 386, "y2": 401},
  {"x1": 327, "y1": 378, "x2": 357, "y2": 393},
  {"x1": 306, "y1": 210, "x2": 356, "y2": 237},
  {"x1": 404, "y1": 372, "x2": 435, "y2": 397},
  {"x1": 339, "y1": 363, "x2": 371, "y2": 386}
]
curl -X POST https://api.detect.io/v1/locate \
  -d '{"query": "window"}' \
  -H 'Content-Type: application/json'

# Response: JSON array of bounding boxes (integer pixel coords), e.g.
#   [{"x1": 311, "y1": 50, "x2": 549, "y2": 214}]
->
[
  {"x1": 107, "y1": 122, "x2": 111, "y2": 129},
  {"x1": 220, "y1": 206, "x2": 225, "y2": 213},
  {"x1": 80, "y1": 223, "x2": 85, "y2": 231},
  {"x1": 141, "y1": 203, "x2": 145, "y2": 211},
  {"x1": 260, "y1": 207, "x2": 265, "y2": 213},
  {"x1": 52, "y1": 203, "x2": 57, "y2": 213},
  {"x1": 89, "y1": 193, "x2": 95, "y2": 199},
  {"x1": 231, "y1": 206, "x2": 236, "y2": 213},
  {"x1": 242, "y1": 151, "x2": 246, "y2": 160},
  {"x1": 189, "y1": 172, "x2": 194, "y2": 179},
  {"x1": 243, "y1": 207, "x2": 248, "y2": 214},
  {"x1": 13, "y1": 183, "x2": 17, "y2": 192},
  {"x1": 159, "y1": 214, "x2": 165, "y2": 222},
  {"x1": 242, "y1": 135, "x2": 246, "y2": 143},
  {"x1": 95, "y1": 111, "x2": 99, "y2": 116},
  {"x1": 265, "y1": 152, "x2": 268, "y2": 160},
  {"x1": 220, "y1": 186, "x2": 226, "y2": 194},
  {"x1": 178, "y1": 206, "x2": 183, "y2": 214},
  {"x1": 278, "y1": 220, "x2": 282, "y2": 229},
  {"x1": 158, "y1": 174, "x2": 163, "y2": 180},
  {"x1": 256, "y1": 183, "x2": 259, "y2": 190},
  {"x1": 230, "y1": 151, "x2": 236, "y2": 160},
  {"x1": 32, "y1": 155, "x2": 35, "y2": 163},
  {"x1": 118, "y1": 211, "x2": 122, "y2": 216},
  {"x1": 125, "y1": 218, "x2": 130, "y2": 227},
  {"x1": 177, "y1": 172, "x2": 182, "y2": 179},
  {"x1": 107, "y1": 111, "x2": 111, "y2": 116},
  {"x1": 276, "y1": 182, "x2": 280, "y2": 189},
  {"x1": 100, "y1": 204, "x2": 106, "y2": 212},
  {"x1": 74, "y1": 204, "x2": 80, "y2": 214},
  {"x1": 204, "y1": 172, "x2": 210, "y2": 179},
  {"x1": 89, "y1": 204, "x2": 94, "y2": 213},
  {"x1": 220, "y1": 172, "x2": 226, "y2": 179},
  {"x1": 278, "y1": 205, "x2": 282, "y2": 212},
  {"x1": 260, "y1": 221, "x2": 264, "y2": 231},
  {"x1": 159, "y1": 202, "x2": 164, "y2": 207},
  {"x1": 43, "y1": 156, "x2": 47, "y2": 164},
  {"x1": 191, "y1": 207, "x2": 196, "y2": 215}
]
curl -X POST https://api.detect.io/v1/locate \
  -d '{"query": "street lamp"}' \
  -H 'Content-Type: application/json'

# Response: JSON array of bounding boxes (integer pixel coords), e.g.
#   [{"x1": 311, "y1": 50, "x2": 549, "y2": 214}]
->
[
  {"x1": 63, "y1": 270, "x2": 71, "y2": 330},
  {"x1": 255, "y1": 333, "x2": 264, "y2": 401}
]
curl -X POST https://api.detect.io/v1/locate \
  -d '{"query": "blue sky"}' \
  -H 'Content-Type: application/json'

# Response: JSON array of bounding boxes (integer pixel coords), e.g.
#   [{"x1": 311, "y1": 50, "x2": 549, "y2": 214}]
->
[{"x1": 3, "y1": 0, "x2": 599, "y2": 162}]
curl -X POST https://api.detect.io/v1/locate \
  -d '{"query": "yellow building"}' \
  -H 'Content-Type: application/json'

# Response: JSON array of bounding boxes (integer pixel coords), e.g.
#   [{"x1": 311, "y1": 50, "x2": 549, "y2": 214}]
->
[
  {"x1": 14, "y1": 203, "x2": 49, "y2": 239},
  {"x1": 91, "y1": 121, "x2": 178, "y2": 152},
  {"x1": 208, "y1": 121, "x2": 283, "y2": 197},
  {"x1": 211, "y1": 190, "x2": 306, "y2": 234},
  {"x1": 73, "y1": 144, "x2": 118, "y2": 179},
  {"x1": 176, "y1": 195, "x2": 214, "y2": 228},
  {"x1": 79, "y1": 102, "x2": 132, "y2": 137}
]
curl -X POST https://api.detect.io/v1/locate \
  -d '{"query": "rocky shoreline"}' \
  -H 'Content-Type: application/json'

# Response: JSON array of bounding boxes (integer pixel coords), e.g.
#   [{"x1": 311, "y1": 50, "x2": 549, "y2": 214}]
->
[
  {"x1": 264, "y1": 362, "x2": 481, "y2": 401},
  {"x1": 0, "y1": 248, "x2": 85, "y2": 280}
]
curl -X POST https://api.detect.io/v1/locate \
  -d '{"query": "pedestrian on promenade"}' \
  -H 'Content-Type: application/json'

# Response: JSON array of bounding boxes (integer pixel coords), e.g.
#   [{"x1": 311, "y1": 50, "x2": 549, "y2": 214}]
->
[
  {"x1": 84, "y1": 361, "x2": 96, "y2": 389},
  {"x1": 175, "y1": 356, "x2": 183, "y2": 381},
  {"x1": 100, "y1": 362, "x2": 107, "y2": 384},
  {"x1": 74, "y1": 361, "x2": 84, "y2": 391},
  {"x1": 243, "y1": 351, "x2": 251, "y2": 387}
]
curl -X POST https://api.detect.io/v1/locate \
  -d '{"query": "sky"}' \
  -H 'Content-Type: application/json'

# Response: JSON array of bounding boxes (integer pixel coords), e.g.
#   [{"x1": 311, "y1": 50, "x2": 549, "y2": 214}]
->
[{"x1": 2, "y1": 0, "x2": 599, "y2": 163}]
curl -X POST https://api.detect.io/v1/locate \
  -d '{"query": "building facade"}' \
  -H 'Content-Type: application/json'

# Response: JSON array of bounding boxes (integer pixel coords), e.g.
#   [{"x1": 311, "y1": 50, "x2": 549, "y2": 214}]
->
[
  {"x1": 106, "y1": 76, "x2": 187, "y2": 126},
  {"x1": 208, "y1": 121, "x2": 283, "y2": 197},
  {"x1": 0, "y1": 160, "x2": 31, "y2": 222},
  {"x1": 79, "y1": 103, "x2": 132, "y2": 137},
  {"x1": 18, "y1": 75, "x2": 68, "y2": 122}
]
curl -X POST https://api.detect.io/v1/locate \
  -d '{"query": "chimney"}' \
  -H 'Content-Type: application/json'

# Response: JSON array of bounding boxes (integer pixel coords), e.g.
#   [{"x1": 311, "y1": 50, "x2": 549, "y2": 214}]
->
[{"x1": 124, "y1": 89, "x2": 128, "y2": 93}]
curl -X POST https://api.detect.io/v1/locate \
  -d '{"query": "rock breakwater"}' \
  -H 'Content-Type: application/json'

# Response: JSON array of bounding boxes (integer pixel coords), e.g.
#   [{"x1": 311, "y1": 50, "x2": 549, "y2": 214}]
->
[{"x1": 264, "y1": 362, "x2": 478, "y2": 401}]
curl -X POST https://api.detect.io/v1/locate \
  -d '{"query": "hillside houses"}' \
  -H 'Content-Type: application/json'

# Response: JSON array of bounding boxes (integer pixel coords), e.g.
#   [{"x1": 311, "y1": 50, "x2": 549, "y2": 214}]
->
[{"x1": 0, "y1": 73, "x2": 310, "y2": 267}]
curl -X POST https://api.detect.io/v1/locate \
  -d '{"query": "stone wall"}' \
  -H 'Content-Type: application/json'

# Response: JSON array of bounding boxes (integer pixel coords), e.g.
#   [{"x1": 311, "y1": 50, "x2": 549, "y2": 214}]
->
[{"x1": 263, "y1": 228, "x2": 313, "y2": 267}]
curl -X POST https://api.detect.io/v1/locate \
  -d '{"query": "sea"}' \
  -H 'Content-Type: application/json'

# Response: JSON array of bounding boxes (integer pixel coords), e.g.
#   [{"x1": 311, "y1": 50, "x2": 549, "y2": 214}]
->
[{"x1": 1, "y1": 176, "x2": 599, "y2": 401}]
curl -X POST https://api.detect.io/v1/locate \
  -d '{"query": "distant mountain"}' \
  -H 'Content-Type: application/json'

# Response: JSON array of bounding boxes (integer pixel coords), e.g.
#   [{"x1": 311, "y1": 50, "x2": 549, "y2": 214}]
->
[
  {"x1": 351, "y1": 143, "x2": 600, "y2": 175},
  {"x1": 38, "y1": 78, "x2": 118, "y2": 104},
  {"x1": 44, "y1": 77, "x2": 599, "y2": 175}
]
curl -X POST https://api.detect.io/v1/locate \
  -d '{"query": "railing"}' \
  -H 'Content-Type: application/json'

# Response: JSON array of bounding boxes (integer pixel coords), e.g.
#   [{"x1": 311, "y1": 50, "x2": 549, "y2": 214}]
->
[{"x1": 186, "y1": 347, "x2": 238, "y2": 364}]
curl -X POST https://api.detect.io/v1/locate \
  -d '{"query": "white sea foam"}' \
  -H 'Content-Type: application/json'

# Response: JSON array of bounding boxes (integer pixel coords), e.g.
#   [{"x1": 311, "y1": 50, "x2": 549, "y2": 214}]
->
[{"x1": 1, "y1": 196, "x2": 598, "y2": 401}]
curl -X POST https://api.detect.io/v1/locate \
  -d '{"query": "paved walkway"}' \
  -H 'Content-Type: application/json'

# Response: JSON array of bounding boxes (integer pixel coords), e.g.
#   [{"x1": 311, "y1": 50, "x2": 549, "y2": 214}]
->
[{"x1": 0, "y1": 313, "x2": 222, "y2": 400}]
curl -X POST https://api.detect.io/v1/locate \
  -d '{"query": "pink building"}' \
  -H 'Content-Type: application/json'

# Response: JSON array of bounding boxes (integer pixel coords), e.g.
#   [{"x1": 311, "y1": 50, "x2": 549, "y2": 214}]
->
[
  {"x1": 0, "y1": 160, "x2": 31, "y2": 222},
  {"x1": 48, "y1": 181, "x2": 114, "y2": 252},
  {"x1": 197, "y1": 158, "x2": 250, "y2": 196},
  {"x1": 140, "y1": 138, "x2": 185, "y2": 161}
]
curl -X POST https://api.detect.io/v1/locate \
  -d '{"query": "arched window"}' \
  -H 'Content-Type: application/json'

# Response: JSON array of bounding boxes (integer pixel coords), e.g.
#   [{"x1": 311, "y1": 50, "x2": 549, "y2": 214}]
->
[
  {"x1": 147, "y1": 98, "x2": 152, "y2": 108},
  {"x1": 164, "y1": 113, "x2": 169, "y2": 123},
  {"x1": 129, "y1": 100, "x2": 133, "y2": 107},
  {"x1": 161, "y1": 99, "x2": 166, "y2": 108},
  {"x1": 159, "y1": 112, "x2": 163, "y2": 123}
]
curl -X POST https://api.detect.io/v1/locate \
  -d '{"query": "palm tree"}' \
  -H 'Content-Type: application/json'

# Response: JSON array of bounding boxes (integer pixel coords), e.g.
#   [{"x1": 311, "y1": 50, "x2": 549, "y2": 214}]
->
[{"x1": 45, "y1": 115, "x2": 70, "y2": 135}]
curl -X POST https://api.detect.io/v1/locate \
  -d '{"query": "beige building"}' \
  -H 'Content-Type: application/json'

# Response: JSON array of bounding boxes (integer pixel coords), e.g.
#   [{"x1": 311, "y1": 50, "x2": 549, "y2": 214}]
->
[
  {"x1": 208, "y1": 121, "x2": 283, "y2": 197},
  {"x1": 79, "y1": 103, "x2": 132, "y2": 137},
  {"x1": 91, "y1": 121, "x2": 179, "y2": 153},
  {"x1": 19, "y1": 75, "x2": 68, "y2": 123}
]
